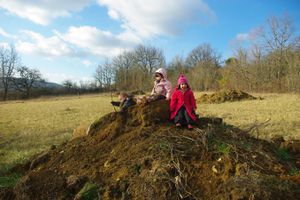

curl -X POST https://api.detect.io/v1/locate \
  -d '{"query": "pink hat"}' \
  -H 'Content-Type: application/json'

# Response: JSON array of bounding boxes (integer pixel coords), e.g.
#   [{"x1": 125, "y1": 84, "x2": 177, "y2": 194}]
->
[{"x1": 177, "y1": 74, "x2": 188, "y2": 85}]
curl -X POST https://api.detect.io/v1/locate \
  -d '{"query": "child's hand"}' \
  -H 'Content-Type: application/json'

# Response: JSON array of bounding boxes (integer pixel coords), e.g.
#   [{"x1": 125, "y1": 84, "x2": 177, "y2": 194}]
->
[{"x1": 111, "y1": 101, "x2": 120, "y2": 106}]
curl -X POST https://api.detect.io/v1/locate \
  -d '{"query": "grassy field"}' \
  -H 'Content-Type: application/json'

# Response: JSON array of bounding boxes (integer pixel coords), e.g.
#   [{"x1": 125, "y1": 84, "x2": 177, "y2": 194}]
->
[
  {"x1": 0, "y1": 92, "x2": 299, "y2": 184},
  {"x1": 0, "y1": 94, "x2": 113, "y2": 172},
  {"x1": 195, "y1": 93, "x2": 300, "y2": 141}
]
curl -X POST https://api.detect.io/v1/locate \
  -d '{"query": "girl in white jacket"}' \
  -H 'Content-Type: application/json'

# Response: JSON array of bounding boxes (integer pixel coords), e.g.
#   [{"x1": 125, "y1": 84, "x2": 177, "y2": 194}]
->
[{"x1": 149, "y1": 68, "x2": 172, "y2": 101}]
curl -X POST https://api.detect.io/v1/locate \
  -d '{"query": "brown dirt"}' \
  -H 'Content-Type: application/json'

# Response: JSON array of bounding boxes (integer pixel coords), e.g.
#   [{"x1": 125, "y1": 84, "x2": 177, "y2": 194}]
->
[
  {"x1": 1, "y1": 100, "x2": 299, "y2": 200},
  {"x1": 198, "y1": 89, "x2": 258, "y2": 104}
]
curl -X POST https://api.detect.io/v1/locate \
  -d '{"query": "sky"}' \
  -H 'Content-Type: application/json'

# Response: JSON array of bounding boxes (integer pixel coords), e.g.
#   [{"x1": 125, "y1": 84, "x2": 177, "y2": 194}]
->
[{"x1": 0, "y1": 0, "x2": 299, "y2": 84}]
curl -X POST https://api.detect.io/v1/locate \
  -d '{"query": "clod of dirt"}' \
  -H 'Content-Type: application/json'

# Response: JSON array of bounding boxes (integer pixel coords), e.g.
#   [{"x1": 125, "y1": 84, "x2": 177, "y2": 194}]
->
[
  {"x1": 72, "y1": 124, "x2": 89, "y2": 139},
  {"x1": 198, "y1": 89, "x2": 257, "y2": 103},
  {"x1": 1, "y1": 100, "x2": 299, "y2": 200},
  {"x1": 66, "y1": 175, "x2": 88, "y2": 192}
]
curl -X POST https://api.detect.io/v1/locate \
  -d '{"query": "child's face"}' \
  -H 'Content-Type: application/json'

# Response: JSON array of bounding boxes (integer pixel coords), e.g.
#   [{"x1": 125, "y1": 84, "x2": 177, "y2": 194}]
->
[
  {"x1": 119, "y1": 95, "x2": 126, "y2": 101},
  {"x1": 155, "y1": 73, "x2": 162, "y2": 81},
  {"x1": 180, "y1": 83, "x2": 188, "y2": 90}
]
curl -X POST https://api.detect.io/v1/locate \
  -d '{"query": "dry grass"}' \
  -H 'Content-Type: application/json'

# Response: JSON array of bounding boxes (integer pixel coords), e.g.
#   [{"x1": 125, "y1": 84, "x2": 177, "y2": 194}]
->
[
  {"x1": 195, "y1": 92, "x2": 300, "y2": 141},
  {"x1": 0, "y1": 92, "x2": 299, "y2": 174},
  {"x1": 0, "y1": 94, "x2": 114, "y2": 170}
]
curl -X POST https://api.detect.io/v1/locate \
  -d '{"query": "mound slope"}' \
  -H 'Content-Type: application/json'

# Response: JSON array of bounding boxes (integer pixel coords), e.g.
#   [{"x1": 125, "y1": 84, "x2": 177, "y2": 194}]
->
[
  {"x1": 198, "y1": 89, "x2": 257, "y2": 104},
  {"x1": 1, "y1": 100, "x2": 299, "y2": 200}
]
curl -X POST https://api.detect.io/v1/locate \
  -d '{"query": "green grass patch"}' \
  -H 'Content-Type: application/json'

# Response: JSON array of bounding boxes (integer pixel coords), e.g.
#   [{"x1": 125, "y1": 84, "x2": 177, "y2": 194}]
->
[
  {"x1": 275, "y1": 148, "x2": 292, "y2": 161},
  {"x1": 76, "y1": 182, "x2": 99, "y2": 200},
  {"x1": 0, "y1": 173, "x2": 22, "y2": 188},
  {"x1": 289, "y1": 167, "x2": 300, "y2": 176},
  {"x1": 216, "y1": 143, "x2": 231, "y2": 155}
]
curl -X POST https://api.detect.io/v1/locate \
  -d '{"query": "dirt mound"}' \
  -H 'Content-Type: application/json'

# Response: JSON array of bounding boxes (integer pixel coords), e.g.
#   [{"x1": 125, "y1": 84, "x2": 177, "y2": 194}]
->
[
  {"x1": 1, "y1": 100, "x2": 300, "y2": 200},
  {"x1": 198, "y1": 89, "x2": 257, "y2": 104},
  {"x1": 114, "y1": 90, "x2": 146, "y2": 96},
  {"x1": 130, "y1": 90, "x2": 146, "y2": 95}
]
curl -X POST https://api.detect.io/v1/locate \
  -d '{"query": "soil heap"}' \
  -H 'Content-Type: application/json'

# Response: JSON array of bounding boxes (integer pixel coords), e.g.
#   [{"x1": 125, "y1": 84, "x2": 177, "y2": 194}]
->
[
  {"x1": 198, "y1": 89, "x2": 257, "y2": 104},
  {"x1": 1, "y1": 100, "x2": 299, "y2": 200}
]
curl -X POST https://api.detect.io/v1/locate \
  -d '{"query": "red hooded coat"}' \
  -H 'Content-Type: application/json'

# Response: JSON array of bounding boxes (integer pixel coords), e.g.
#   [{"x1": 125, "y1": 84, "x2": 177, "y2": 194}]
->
[{"x1": 170, "y1": 87, "x2": 197, "y2": 121}]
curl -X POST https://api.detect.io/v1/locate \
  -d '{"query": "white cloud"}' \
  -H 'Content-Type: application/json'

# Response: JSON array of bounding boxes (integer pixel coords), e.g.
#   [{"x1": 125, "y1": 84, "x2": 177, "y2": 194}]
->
[
  {"x1": 236, "y1": 28, "x2": 263, "y2": 41},
  {"x1": 97, "y1": 0, "x2": 216, "y2": 37},
  {"x1": 16, "y1": 30, "x2": 79, "y2": 58},
  {"x1": 44, "y1": 72, "x2": 94, "y2": 84},
  {"x1": 82, "y1": 59, "x2": 95, "y2": 67},
  {"x1": 0, "y1": 0, "x2": 216, "y2": 40},
  {"x1": 0, "y1": 42, "x2": 9, "y2": 48},
  {"x1": 15, "y1": 26, "x2": 141, "y2": 58},
  {"x1": 0, "y1": 0, "x2": 92, "y2": 25},
  {"x1": 0, "y1": 27, "x2": 11, "y2": 38},
  {"x1": 44, "y1": 72, "x2": 76, "y2": 84},
  {"x1": 236, "y1": 33, "x2": 249, "y2": 41},
  {"x1": 56, "y1": 26, "x2": 141, "y2": 57}
]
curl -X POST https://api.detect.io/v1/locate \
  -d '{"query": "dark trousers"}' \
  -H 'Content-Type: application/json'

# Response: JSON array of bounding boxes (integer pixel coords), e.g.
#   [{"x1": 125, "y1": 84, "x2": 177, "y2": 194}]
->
[{"x1": 174, "y1": 106, "x2": 193, "y2": 125}]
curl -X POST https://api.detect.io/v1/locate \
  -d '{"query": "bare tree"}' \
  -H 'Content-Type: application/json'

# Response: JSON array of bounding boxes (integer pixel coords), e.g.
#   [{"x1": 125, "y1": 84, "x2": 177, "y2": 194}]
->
[
  {"x1": 167, "y1": 55, "x2": 187, "y2": 85},
  {"x1": 186, "y1": 43, "x2": 220, "y2": 68},
  {"x1": 261, "y1": 14, "x2": 299, "y2": 91},
  {"x1": 62, "y1": 79, "x2": 76, "y2": 93},
  {"x1": 13, "y1": 66, "x2": 43, "y2": 98},
  {"x1": 94, "y1": 59, "x2": 114, "y2": 89},
  {"x1": 0, "y1": 45, "x2": 19, "y2": 100},
  {"x1": 133, "y1": 44, "x2": 165, "y2": 75},
  {"x1": 185, "y1": 43, "x2": 221, "y2": 90},
  {"x1": 263, "y1": 14, "x2": 296, "y2": 52},
  {"x1": 113, "y1": 51, "x2": 135, "y2": 90}
]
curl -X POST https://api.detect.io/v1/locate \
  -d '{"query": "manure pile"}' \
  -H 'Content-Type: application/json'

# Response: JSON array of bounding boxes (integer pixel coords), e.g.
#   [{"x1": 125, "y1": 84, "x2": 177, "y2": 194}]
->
[
  {"x1": 198, "y1": 89, "x2": 258, "y2": 104},
  {"x1": 1, "y1": 100, "x2": 299, "y2": 200}
]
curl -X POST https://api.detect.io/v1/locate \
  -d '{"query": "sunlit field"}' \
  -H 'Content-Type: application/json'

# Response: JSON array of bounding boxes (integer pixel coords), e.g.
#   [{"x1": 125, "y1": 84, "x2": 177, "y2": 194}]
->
[
  {"x1": 0, "y1": 94, "x2": 113, "y2": 171},
  {"x1": 0, "y1": 92, "x2": 299, "y2": 174},
  {"x1": 196, "y1": 92, "x2": 300, "y2": 141}
]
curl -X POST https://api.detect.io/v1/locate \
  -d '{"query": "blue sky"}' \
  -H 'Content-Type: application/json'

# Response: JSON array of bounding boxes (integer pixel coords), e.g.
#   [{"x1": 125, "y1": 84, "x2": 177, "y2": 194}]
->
[{"x1": 0, "y1": 0, "x2": 299, "y2": 84}]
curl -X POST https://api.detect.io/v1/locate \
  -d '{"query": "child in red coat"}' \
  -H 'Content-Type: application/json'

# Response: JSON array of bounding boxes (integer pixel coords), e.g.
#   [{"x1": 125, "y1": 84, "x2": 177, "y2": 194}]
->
[{"x1": 170, "y1": 75, "x2": 197, "y2": 129}]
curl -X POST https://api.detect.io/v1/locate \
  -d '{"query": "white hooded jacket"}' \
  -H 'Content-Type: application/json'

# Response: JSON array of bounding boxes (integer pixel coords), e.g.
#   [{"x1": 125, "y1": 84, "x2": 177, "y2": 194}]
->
[{"x1": 151, "y1": 68, "x2": 172, "y2": 100}]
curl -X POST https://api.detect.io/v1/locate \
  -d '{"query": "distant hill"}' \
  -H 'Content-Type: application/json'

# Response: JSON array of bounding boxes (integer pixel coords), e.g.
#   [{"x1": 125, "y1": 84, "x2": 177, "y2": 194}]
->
[
  {"x1": 33, "y1": 80, "x2": 64, "y2": 89},
  {"x1": 0, "y1": 78, "x2": 63, "y2": 90}
]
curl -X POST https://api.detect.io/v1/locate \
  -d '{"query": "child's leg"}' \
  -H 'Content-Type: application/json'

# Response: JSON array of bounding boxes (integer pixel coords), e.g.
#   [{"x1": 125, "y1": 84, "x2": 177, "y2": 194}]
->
[
  {"x1": 182, "y1": 108, "x2": 194, "y2": 129},
  {"x1": 183, "y1": 108, "x2": 193, "y2": 125},
  {"x1": 174, "y1": 106, "x2": 185, "y2": 125}
]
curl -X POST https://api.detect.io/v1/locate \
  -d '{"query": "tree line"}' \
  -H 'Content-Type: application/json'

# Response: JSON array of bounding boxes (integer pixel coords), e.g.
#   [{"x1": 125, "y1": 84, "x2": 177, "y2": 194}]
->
[
  {"x1": 95, "y1": 14, "x2": 299, "y2": 93},
  {"x1": 1, "y1": 14, "x2": 299, "y2": 101},
  {"x1": 0, "y1": 45, "x2": 44, "y2": 100}
]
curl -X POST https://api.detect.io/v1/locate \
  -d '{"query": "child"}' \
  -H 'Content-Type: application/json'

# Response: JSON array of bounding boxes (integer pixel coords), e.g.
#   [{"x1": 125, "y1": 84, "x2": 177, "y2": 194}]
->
[
  {"x1": 147, "y1": 68, "x2": 172, "y2": 102},
  {"x1": 170, "y1": 75, "x2": 197, "y2": 129},
  {"x1": 136, "y1": 68, "x2": 172, "y2": 104},
  {"x1": 111, "y1": 92, "x2": 136, "y2": 112}
]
